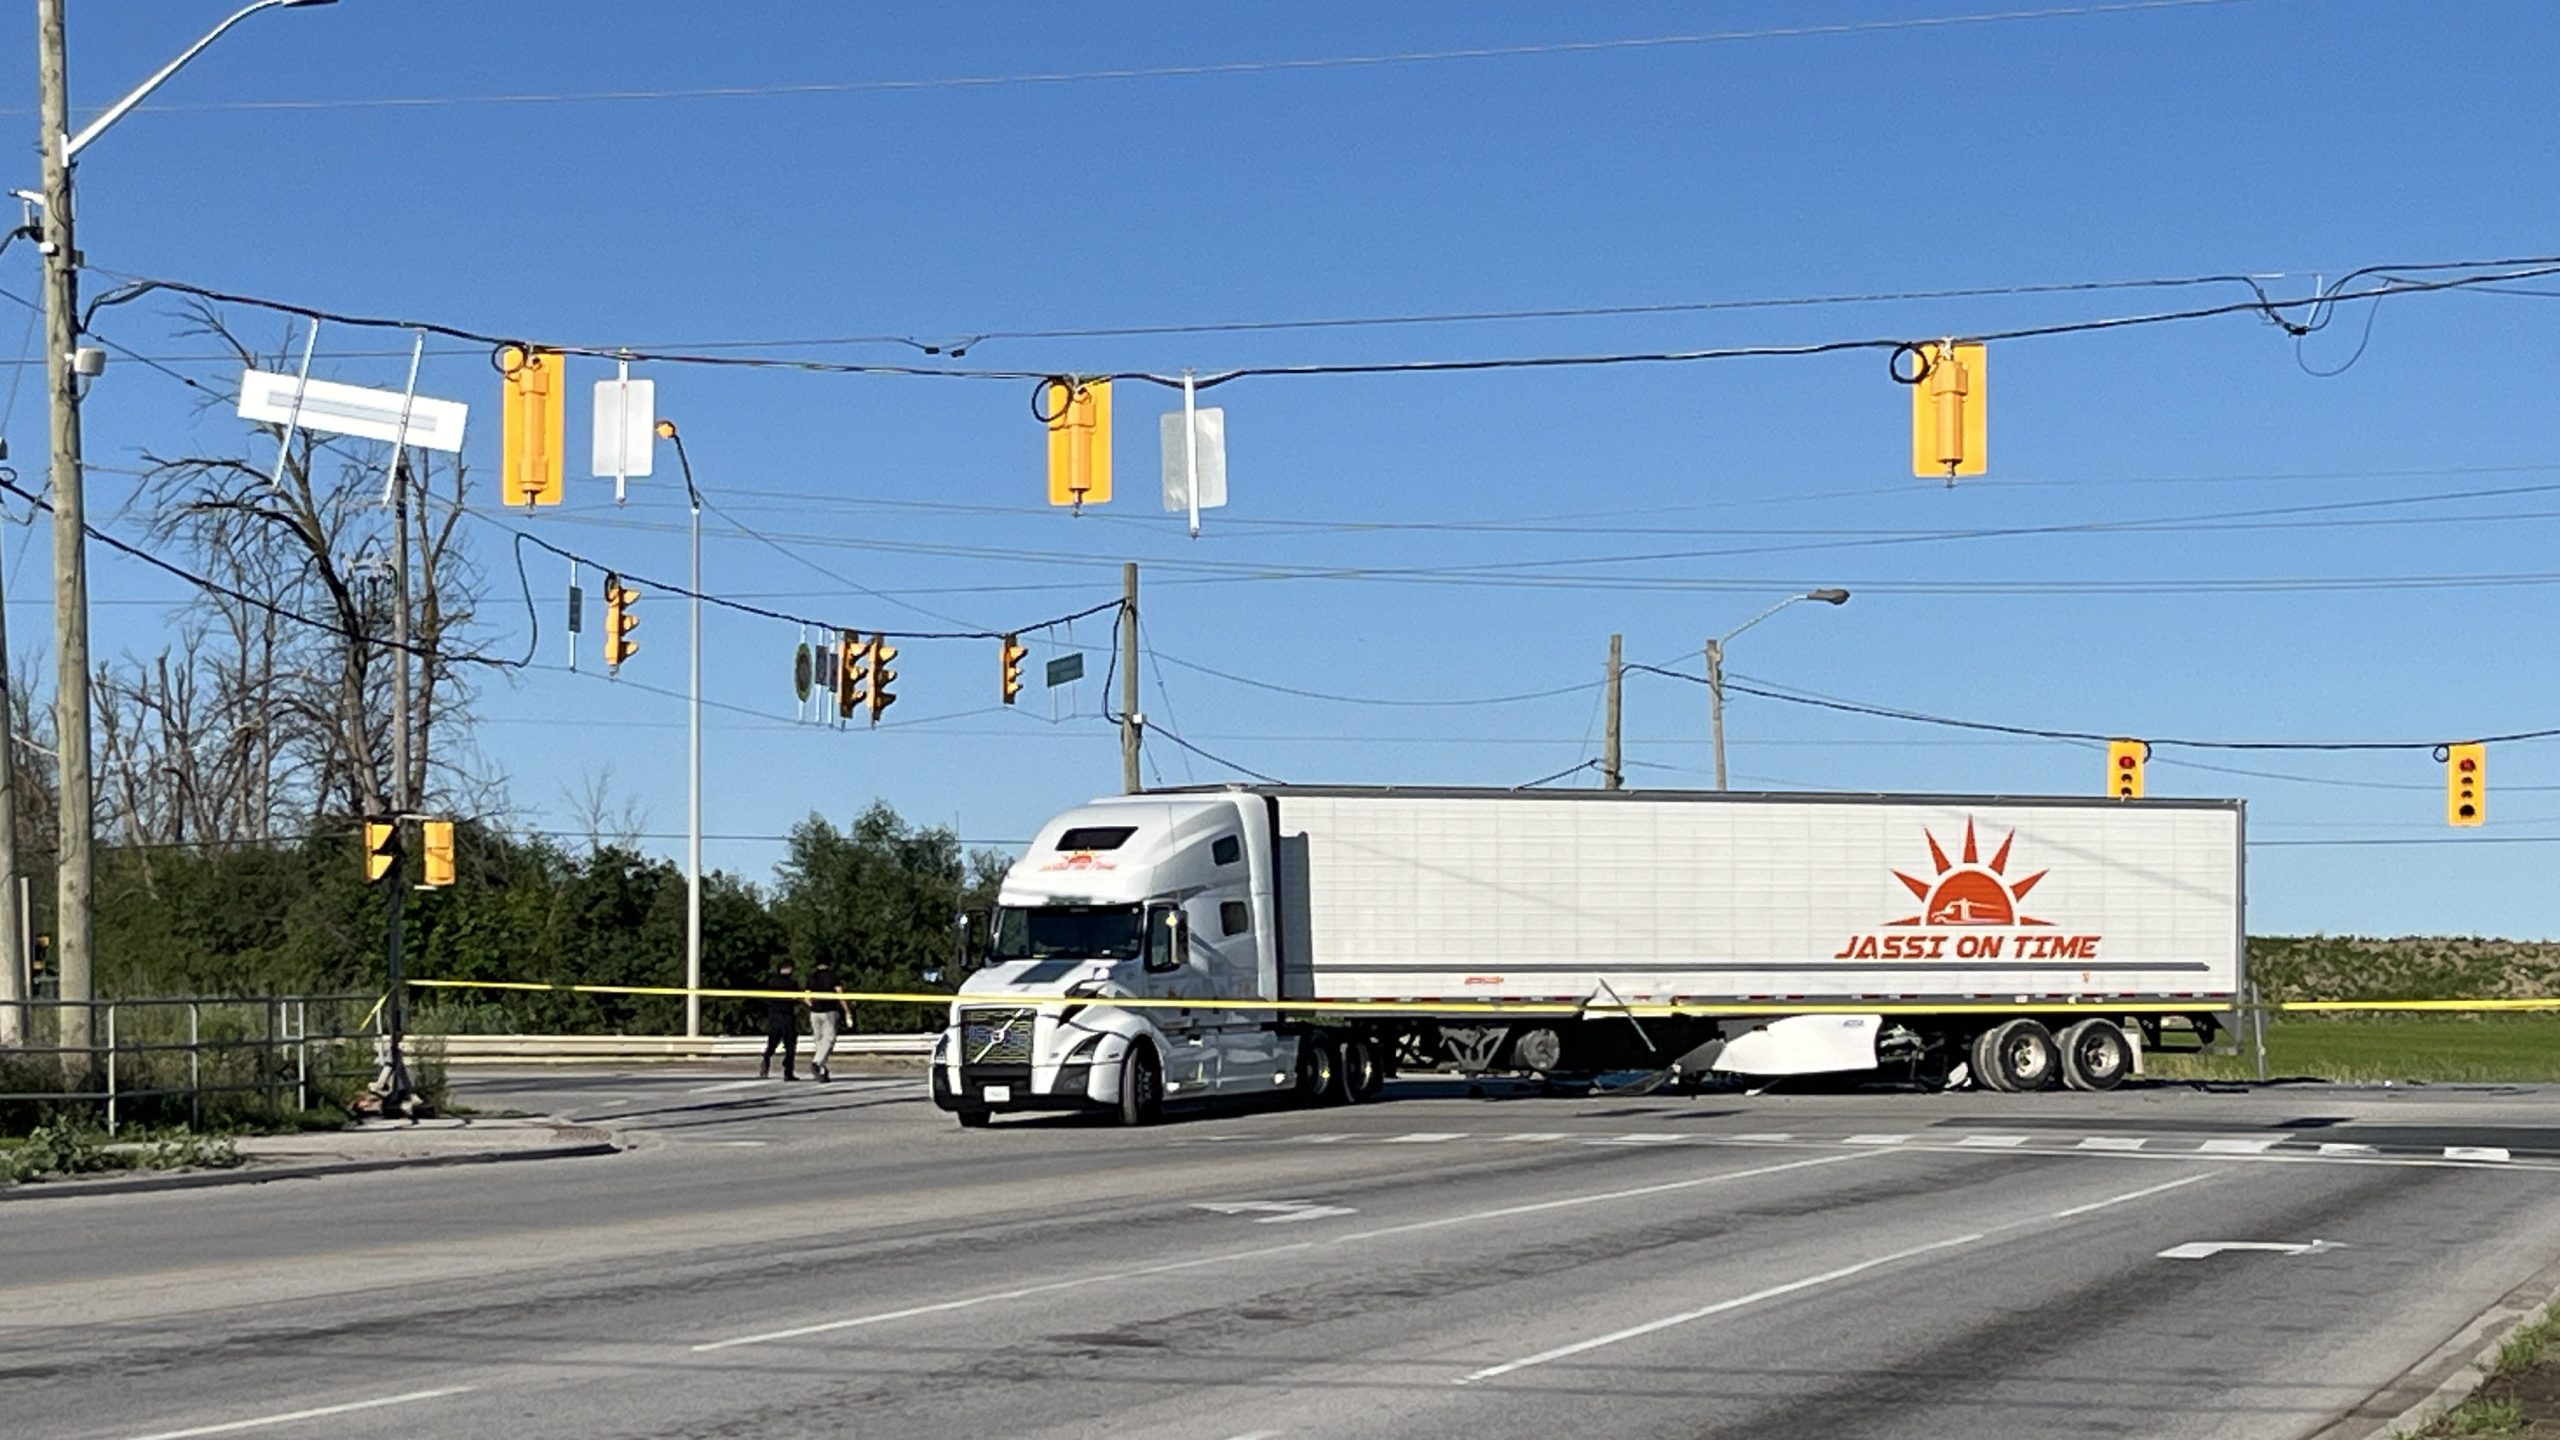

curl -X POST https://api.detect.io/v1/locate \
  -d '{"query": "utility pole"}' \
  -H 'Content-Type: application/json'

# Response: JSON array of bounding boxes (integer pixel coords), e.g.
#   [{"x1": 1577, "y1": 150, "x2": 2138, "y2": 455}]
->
[
  {"x1": 1120, "y1": 562, "x2": 1141, "y2": 794},
  {"x1": 1706, "y1": 637, "x2": 1728, "y2": 792},
  {"x1": 1603, "y1": 633, "x2": 1624, "y2": 791},
  {"x1": 37, "y1": 0, "x2": 93, "y2": 1069},
  {"x1": 0, "y1": 504, "x2": 19, "y2": 1048}
]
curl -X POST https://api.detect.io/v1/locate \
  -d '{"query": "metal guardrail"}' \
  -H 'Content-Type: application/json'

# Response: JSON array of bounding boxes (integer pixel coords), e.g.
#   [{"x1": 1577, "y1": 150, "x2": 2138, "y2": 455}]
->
[
  {"x1": 0, "y1": 994, "x2": 377, "y2": 1134},
  {"x1": 432, "y1": 1033, "x2": 933, "y2": 1065}
]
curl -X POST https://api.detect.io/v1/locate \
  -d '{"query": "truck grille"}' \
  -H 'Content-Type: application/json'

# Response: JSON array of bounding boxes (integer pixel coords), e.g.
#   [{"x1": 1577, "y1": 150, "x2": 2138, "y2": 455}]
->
[{"x1": 960, "y1": 1007, "x2": 1036, "y2": 1066}]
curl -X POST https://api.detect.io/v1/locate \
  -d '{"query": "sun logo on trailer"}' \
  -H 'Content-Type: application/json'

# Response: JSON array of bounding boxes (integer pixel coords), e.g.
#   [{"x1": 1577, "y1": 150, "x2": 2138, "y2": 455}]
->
[{"x1": 1886, "y1": 818, "x2": 2051, "y2": 928}]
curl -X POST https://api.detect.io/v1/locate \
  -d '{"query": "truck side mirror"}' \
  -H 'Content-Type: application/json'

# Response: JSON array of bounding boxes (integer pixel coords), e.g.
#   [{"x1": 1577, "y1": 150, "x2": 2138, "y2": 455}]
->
[
  {"x1": 952, "y1": 908, "x2": 989, "y2": 974},
  {"x1": 1145, "y1": 904, "x2": 1189, "y2": 974}
]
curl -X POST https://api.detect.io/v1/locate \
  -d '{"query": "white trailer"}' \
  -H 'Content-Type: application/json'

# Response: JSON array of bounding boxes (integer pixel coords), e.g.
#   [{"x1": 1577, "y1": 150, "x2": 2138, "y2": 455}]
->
[{"x1": 931, "y1": 786, "x2": 2244, "y2": 1126}]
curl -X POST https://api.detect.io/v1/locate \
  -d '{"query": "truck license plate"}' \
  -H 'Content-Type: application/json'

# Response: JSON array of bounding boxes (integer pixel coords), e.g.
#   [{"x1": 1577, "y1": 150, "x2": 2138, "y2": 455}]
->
[{"x1": 983, "y1": 1085, "x2": 1012, "y2": 1104}]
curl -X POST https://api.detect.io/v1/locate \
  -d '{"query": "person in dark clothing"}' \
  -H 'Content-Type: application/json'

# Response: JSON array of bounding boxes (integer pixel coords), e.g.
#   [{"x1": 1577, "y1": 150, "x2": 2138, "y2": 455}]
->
[
  {"x1": 760, "y1": 960, "x2": 800, "y2": 1080},
  {"x1": 805, "y1": 962, "x2": 852, "y2": 1083}
]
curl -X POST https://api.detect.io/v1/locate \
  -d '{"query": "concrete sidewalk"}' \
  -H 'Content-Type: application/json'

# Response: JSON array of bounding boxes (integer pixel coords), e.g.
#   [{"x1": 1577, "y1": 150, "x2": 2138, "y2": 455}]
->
[{"x1": 0, "y1": 1116, "x2": 622, "y2": 1202}]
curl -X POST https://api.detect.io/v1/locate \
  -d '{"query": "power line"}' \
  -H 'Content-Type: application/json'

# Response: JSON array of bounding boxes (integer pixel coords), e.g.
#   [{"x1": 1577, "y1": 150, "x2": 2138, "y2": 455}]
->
[
  {"x1": 1151, "y1": 648, "x2": 1604, "y2": 708},
  {"x1": 29, "y1": 2, "x2": 2264, "y2": 117},
  {"x1": 1630, "y1": 662, "x2": 2560, "y2": 752}
]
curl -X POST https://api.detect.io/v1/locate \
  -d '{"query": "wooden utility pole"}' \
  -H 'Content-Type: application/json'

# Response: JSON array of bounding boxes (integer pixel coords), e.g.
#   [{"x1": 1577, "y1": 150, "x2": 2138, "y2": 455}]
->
[
  {"x1": 37, "y1": 0, "x2": 94, "y2": 1066},
  {"x1": 1603, "y1": 633, "x2": 1624, "y2": 791},
  {"x1": 1120, "y1": 562, "x2": 1141, "y2": 793}
]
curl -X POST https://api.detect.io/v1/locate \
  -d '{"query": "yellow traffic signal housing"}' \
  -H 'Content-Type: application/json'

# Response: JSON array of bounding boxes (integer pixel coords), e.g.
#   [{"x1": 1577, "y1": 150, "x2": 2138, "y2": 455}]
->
[
  {"x1": 2448, "y1": 742, "x2": 2485, "y2": 826},
  {"x1": 421, "y1": 820, "x2": 457, "y2": 888},
  {"x1": 364, "y1": 820, "x2": 397, "y2": 883},
  {"x1": 2107, "y1": 739, "x2": 2146, "y2": 799},
  {"x1": 1911, "y1": 342, "x2": 1987, "y2": 479},
  {"x1": 835, "y1": 628, "x2": 865, "y2": 719},
  {"x1": 1045, "y1": 378, "x2": 1114, "y2": 507},
  {"x1": 603, "y1": 574, "x2": 640, "y2": 671},
  {"x1": 1000, "y1": 633, "x2": 1028, "y2": 705},
  {"x1": 498, "y1": 346, "x2": 567, "y2": 507},
  {"x1": 867, "y1": 634, "x2": 899, "y2": 723}
]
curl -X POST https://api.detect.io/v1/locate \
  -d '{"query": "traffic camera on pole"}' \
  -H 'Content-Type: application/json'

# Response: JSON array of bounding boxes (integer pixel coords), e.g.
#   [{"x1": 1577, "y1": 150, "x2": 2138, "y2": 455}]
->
[
  {"x1": 2447, "y1": 742, "x2": 2485, "y2": 827},
  {"x1": 603, "y1": 573, "x2": 640, "y2": 672},
  {"x1": 867, "y1": 634, "x2": 898, "y2": 723},
  {"x1": 2107, "y1": 739, "x2": 2146, "y2": 799},
  {"x1": 1000, "y1": 633, "x2": 1028, "y2": 705}
]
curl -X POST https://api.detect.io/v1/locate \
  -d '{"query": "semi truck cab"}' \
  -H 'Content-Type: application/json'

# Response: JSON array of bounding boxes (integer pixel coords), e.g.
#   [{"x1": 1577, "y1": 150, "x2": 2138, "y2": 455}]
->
[{"x1": 932, "y1": 794, "x2": 1299, "y2": 1126}]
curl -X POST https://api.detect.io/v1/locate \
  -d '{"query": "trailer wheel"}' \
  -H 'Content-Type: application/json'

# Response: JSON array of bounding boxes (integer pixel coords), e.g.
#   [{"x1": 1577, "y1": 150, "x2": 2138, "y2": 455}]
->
[
  {"x1": 1118, "y1": 1042, "x2": 1165, "y2": 1126},
  {"x1": 955, "y1": 1108, "x2": 992, "y2": 1128},
  {"x1": 1968, "y1": 1027, "x2": 2012, "y2": 1092},
  {"x1": 1987, "y1": 1019, "x2": 2060, "y2": 1092},
  {"x1": 1296, "y1": 1034, "x2": 1342, "y2": 1106},
  {"x1": 2059, "y1": 1019, "x2": 2131, "y2": 1092},
  {"x1": 1340, "y1": 1036, "x2": 1383, "y2": 1104}
]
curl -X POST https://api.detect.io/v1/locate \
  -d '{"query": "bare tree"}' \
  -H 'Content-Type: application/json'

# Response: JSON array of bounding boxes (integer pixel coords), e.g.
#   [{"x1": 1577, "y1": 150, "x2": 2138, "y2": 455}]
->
[{"x1": 562, "y1": 766, "x2": 650, "y2": 852}]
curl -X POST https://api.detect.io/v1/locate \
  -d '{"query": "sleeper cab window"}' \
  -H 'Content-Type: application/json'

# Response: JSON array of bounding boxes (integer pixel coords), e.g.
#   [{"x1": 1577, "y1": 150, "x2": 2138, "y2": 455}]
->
[
  {"x1": 1056, "y1": 826, "x2": 1136, "y2": 851},
  {"x1": 1220, "y1": 901, "x2": 1250, "y2": 937},
  {"x1": 1211, "y1": 835, "x2": 1241, "y2": 866}
]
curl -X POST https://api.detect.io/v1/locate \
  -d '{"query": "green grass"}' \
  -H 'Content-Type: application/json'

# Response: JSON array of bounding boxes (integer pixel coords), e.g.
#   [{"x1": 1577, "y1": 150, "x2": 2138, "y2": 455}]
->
[{"x1": 2146, "y1": 1016, "x2": 2560, "y2": 1084}]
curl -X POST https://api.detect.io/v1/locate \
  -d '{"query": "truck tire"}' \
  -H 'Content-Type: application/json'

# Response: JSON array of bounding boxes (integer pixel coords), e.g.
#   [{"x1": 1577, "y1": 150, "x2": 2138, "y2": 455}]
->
[
  {"x1": 1118, "y1": 1042, "x2": 1165, "y2": 1126},
  {"x1": 955, "y1": 1108, "x2": 992, "y2": 1128},
  {"x1": 1341, "y1": 1036, "x2": 1384, "y2": 1103},
  {"x1": 932, "y1": 1065, "x2": 991, "y2": 1126},
  {"x1": 1968, "y1": 1027, "x2": 2012, "y2": 1092},
  {"x1": 1296, "y1": 1034, "x2": 1342, "y2": 1106},
  {"x1": 2059, "y1": 1018, "x2": 2131, "y2": 1092},
  {"x1": 1986, "y1": 1019, "x2": 2060, "y2": 1092}
]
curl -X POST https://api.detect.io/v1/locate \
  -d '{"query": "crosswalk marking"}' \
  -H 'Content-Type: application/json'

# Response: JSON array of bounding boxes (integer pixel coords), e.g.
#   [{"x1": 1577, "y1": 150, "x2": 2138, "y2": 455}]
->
[
  {"x1": 2317, "y1": 1142, "x2": 2379, "y2": 1156},
  {"x1": 2198, "y1": 1138, "x2": 2284, "y2": 1154},
  {"x1": 1845, "y1": 1134, "x2": 1912, "y2": 1146},
  {"x1": 1385, "y1": 1132, "x2": 1467, "y2": 1144},
  {"x1": 2446, "y1": 1146, "x2": 2513, "y2": 1162},
  {"x1": 1487, "y1": 1132, "x2": 1569, "y2": 1143},
  {"x1": 1957, "y1": 1134, "x2": 2032, "y2": 1148},
  {"x1": 1730, "y1": 1132, "x2": 1793, "y2": 1142},
  {"x1": 2077, "y1": 1137, "x2": 2149, "y2": 1151}
]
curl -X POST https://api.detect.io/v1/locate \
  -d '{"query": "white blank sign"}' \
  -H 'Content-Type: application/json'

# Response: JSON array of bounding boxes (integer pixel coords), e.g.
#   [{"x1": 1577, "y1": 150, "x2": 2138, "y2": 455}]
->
[
  {"x1": 592, "y1": 378, "x2": 657, "y2": 478},
  {"x1": 237, "y1": 370, "x2": 468, "y2": 452},
  {"x1": 1160, "y1": 407, "x2": 1227, "y2": 512}
]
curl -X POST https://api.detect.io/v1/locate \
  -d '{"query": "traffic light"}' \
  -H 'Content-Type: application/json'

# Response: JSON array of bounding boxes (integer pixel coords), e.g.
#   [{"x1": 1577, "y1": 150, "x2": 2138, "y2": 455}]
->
[
  {"x1": 1000, "y1": 632, "x2": 1028, "y2": 705},
  {"x1": 867, "y1": 634, "x2": 898, "y2": 723},
  {"x1": 365, "y1": 820, "x2": 398, "y2": 883},
  {"x1": 835, "y1": 627, "x2": 865, "y2": 719},
  {"x1": 1909, "y1": 342, "x2": 1987, "y2": 479},
  {"x1": 421, "y1": 820, "x2": 457, "y2": 888},
  {"x1": 498, "y1": 346, "x2": 567, "y2": 507},
  {"x1": 603, "y1": 573, "x2": 639, "y2": 671},
  {"x1": 2448, "y1": 742, "x2": 2485, "y2": 827},
  {"x1": 1045, "y1": 378, "x2": 1114, "y2": 508},
  {"x1": 2107, "y1": 739, "x2": 2146, "y2": 800}
]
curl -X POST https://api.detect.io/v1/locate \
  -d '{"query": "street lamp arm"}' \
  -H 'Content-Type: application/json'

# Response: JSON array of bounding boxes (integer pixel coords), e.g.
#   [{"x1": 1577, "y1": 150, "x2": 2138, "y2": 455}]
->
[
  {"x1": 62, "y1": 0, "x2": 325, "y2": 163},
  {"x1": 1715, "y1": 596, "x2": 1806, "y2": 647}
]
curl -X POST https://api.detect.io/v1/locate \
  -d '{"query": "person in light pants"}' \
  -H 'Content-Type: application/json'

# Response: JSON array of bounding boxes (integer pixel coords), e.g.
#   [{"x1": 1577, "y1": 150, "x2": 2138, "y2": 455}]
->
[{"x1": 805, "y1": 961, "x2": 852, "y2": 1083}]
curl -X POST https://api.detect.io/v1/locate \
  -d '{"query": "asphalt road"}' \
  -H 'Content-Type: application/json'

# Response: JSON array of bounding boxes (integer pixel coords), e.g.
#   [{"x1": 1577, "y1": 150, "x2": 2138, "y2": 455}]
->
[{"x1": 10, "y1": 1068, "x2": 2560, "y2": 1440}]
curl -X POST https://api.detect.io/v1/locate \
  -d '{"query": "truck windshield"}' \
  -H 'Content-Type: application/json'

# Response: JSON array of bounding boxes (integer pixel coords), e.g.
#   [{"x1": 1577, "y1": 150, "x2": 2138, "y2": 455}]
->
[{"x1": 988, "y1": 905, "x2": 1143, "y2": 962}]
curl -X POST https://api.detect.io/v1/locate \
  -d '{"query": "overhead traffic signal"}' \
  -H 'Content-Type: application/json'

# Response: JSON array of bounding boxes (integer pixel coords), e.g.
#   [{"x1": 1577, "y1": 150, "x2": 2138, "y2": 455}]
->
[
  {"x1": 1045, "y1": 378, "x2": 1114, "y2": 508},
  {"x1": 1909, "y1": 341, "x2": 1987, "y2": 480},
  {"x1": 867, "y1": 634, "x2": 898, "y2": 723},
  {"x1": 421, "y1": 820, "x2": 457, "y2": 888},
  {"x1": 498, "y1": 346, "x2": 567, "y2": 507},
  {"x1": 2107, "y1": 739, "x2": 2146, "y2": 799},
  {"x1": 603, "y1": 573, "x2": 640, "y2": 671},
  {"x1": 365, "y1": 820, "x2": 398, "y2": 883},
  {"x1": 835, "y1": 628, "x2": 865, "y2": 719},
  {"x1": 1000, "y1": 633, "x2": 1028, "y2": 705},
  {"x1": 2448, "y1": 742, "x2": 2485, "y2": 827}
]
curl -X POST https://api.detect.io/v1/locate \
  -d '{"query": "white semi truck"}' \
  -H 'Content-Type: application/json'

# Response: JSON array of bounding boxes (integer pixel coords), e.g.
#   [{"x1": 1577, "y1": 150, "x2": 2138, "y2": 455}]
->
[{"x1": 931, "y1": 786, "x2": 2244, "y2": 1126}]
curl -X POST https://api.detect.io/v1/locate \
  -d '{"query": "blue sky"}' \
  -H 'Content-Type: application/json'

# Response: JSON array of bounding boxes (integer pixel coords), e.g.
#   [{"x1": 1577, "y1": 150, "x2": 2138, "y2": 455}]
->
[{"x1": 8, "y1": 0, "x2": 2560, "y2": 936}]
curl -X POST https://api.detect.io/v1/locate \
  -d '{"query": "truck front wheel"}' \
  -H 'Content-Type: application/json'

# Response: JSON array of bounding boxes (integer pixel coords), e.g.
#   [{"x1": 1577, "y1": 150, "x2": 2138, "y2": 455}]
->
[
  {"x1": 1118, "y1": 1043, "x2": 1165, "y2": 1126},
  {"x1": 2058, "y1": 1019, "x2": 2131, "y2": 1092}
]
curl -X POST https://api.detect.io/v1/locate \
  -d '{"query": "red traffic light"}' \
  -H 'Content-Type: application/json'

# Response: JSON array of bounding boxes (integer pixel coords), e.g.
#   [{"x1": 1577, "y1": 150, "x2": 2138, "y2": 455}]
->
[{"x1": 2459, "y1": 757, "x2": 2479, "y2": 773}]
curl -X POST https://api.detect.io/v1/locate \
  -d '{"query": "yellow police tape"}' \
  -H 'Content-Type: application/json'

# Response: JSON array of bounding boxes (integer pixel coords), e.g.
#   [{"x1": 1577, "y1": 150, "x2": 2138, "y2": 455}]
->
[
  {"x1": 409, "y1": 977, "x2": 2237, "y2": 1018},
  {"x1": 405, "y1": 978, "x2": 2560, "y2": 1018}
]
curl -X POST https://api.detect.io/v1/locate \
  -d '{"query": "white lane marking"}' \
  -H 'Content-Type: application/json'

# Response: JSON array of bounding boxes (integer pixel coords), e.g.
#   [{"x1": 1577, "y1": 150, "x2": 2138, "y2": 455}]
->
[
  {"x1": 2077, "y1": 1137, "x2": 2148, "y2": 1151},
  {"x1": 686, "y1": 1079, "x2": 771, "y2": 1094},
  {"x1": 1193, "y1": 1200, "x2": 1358, "y2": 1224},
  {"x1": 1457, "y1": 1234, "x2": 1985, "y2": 1384},
  {"x1": 2050, "y1": 1170, "x2": 2222, "y2": 1218},
  {"x1": 1219, "y1": 1432, "x2": 1282, "y2": 1440},
  {"x1": 1845, "y1": 1134, "x2": 1911, "y2": 1146},
  {"x1": 2318, "y1": 1142, "x2": 2379, "y2": 1156},
  {"x1": 1729, "y1": 1132, "x2": 1793, "y2": 1142},
  {"x1": 1487, "y1": 1132, "x2": 1570, "y2": 1143},
  {"x1": 2159, "y1": 1239, "x2": 2343, "y2": 1260},
  {"x1": 692, "y1": 1239, "x2": 1321, "y2": 1351},
  {"x1": 1386, "y1": 1132, "x2": 1468, "y2": 1144},
  {"x1": 1299, "y1": 1135, "x2": 1350, "y2": 1144},
  {"x1": 2198, "y1": 1138, "x2": 2284, "y2": 1154},
  {"x1": 1957, "y1": 1134, "x2": 2031, "y2": 1148},
  {"x1": 1339, "y1": 1151, "x2": 1877, "y2": 1245},
  {"x1": 2447, "y1": 1146, "x2": 2513, "y2": 1162},
  {"x1": 1587, "y1": 1134, "x2": 1685, "y2": 1146},
  {"x1": 122, "y1": 1387, "x2": 478, "y2": 1440}
]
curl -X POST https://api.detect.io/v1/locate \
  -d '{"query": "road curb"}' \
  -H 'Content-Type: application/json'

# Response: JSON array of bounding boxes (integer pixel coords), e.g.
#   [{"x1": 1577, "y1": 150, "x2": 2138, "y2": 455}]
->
[
  {"x1": 0, "y1": 1125, "x2": 624, "y2": 1203},
  {"x1": 2309, "y1": 1252, "x2": 2560, "y2": 1440}
]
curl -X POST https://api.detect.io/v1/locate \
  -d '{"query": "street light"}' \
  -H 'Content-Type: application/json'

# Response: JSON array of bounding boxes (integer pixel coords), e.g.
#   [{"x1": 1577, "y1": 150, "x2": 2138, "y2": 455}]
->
[
  {"x1": 1706, "y1": 589, "x2": 1850, "y2": 792},
  {"x1": 33, "y1": 0, "x2": 339, "y2": 1066},
  {"x1": 653, "y1": 419, "x2": 705, "y2": 1040}
]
